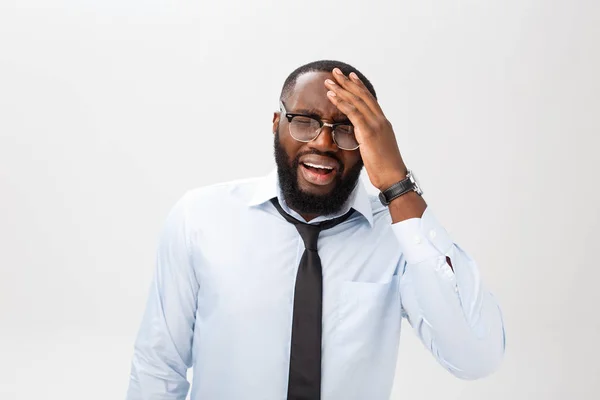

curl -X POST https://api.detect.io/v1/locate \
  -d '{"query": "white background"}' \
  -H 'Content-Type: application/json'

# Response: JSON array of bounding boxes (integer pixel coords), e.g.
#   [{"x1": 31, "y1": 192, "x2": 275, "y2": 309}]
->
[{"x1": 1, "y1": 1, "x2": 599, "y2": 399}]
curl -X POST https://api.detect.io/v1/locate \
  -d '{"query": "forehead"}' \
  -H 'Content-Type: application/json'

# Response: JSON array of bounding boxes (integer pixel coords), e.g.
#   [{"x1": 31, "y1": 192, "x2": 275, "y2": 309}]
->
[{"x1": 286, "y1": 71, "x2": 345, "y2": 119}]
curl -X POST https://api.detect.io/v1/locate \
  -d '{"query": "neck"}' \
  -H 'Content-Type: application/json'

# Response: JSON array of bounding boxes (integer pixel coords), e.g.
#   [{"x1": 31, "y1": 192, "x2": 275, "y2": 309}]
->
[
  {"x1": 299, "y1": 212, "x2": 319, "y2": 223},
  {"x1": 284, "y1": 193, "x2": 353, "y2": 223}
]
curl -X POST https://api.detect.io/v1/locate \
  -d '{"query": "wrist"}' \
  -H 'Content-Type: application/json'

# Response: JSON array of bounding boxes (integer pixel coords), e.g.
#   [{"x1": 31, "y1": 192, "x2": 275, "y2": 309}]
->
[
  {"x1": 378, "y1": 168, "x2": 424, "y2": 208},
  {"x1": 388, "y1": 191, "x2": 427, "y2": 222},
  {"x1": 376, "y1": 167, "x2": 408, "y2": 191}
]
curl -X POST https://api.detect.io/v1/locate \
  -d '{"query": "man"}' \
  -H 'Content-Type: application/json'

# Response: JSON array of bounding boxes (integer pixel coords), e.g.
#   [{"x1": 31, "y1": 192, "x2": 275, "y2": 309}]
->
[{"x1": 127, "y1": 60, "x2": 505, "y2": 400}]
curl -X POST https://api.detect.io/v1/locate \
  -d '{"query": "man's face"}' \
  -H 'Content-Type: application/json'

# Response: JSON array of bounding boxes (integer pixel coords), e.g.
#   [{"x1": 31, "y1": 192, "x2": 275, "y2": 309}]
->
[{"x1": 273, "y1": 71, "x2": 364, "y2": 216}]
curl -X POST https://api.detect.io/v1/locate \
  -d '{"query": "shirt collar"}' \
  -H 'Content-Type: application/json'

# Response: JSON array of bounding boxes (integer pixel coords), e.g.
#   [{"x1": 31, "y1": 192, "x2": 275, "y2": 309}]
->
[{"x1": 248, "y1": 168, "x2": 374, "y2": 227}]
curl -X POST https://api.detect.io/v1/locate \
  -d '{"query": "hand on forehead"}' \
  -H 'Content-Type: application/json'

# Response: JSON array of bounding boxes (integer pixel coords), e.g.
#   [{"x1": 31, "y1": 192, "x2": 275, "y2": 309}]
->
[{"x1": 287, "y1": 71, "x2": 347, "y2": 121}]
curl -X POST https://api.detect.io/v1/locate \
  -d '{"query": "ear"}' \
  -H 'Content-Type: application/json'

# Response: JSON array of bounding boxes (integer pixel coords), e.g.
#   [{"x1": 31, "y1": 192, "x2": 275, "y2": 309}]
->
[{"x1": 272, "y1": 111, "x2": 280, "y2": 135}]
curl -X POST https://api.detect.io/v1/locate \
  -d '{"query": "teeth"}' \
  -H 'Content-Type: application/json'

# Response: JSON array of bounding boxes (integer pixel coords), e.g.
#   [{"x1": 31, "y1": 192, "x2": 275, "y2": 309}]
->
[{"x1": 304, "y1": 162, "x2": 333, "y2": 170}]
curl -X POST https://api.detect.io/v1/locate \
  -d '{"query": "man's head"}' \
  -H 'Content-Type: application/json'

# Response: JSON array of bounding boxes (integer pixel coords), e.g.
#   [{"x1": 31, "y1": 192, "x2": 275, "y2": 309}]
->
[{"x1": 273, "y1": 60, "x2": 377, "y2": 217}]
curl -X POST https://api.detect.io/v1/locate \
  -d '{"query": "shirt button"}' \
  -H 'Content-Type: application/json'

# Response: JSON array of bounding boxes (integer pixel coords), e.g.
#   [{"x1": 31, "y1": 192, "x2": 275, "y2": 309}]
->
[
  {"x1": 414, "y1": 235, "x2": 422, "y2": 244},
  {"x1": 429, "y1": 230, "x2": 437, "y2": 239}
]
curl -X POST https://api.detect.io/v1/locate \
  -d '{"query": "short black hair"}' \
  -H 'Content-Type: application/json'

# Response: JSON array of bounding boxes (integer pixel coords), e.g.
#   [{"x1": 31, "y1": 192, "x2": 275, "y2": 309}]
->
[{"x1": 280, "y1": 60, "x2": 377, "y2": 102}]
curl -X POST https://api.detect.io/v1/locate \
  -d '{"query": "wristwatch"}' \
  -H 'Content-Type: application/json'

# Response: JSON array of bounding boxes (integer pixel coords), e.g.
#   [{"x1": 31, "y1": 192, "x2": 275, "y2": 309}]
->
[{"x1": 378, "y1": 170, "x2": 423, "y2": 206}]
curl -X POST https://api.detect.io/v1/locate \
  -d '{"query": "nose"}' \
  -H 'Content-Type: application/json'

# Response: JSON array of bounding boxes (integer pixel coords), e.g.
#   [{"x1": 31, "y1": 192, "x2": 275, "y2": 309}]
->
[{"x1": 309, "y1": 125, "x2": 339, "y2": 153}]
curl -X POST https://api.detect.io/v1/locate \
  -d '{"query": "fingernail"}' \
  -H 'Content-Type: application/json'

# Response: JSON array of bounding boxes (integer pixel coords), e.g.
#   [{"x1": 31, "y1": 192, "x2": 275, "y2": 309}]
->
[
  {"x1": 325, "y1": 79, "x2": 336, "y2": 85},
  {"x1": 350, "y1": 72, "x2": 360, "y2": 81},
  {"x1": 327, "y1": 91, "x2": 336, "y2": 97},
  {"x1": 333, "y1": 68, "x2": 343, "y2": 75}
]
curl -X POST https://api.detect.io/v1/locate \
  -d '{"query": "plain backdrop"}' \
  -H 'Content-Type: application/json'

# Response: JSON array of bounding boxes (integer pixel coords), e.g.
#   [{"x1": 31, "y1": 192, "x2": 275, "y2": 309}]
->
[{"x1": 1, "y1": 1, "x2": 599, "y2": 399}]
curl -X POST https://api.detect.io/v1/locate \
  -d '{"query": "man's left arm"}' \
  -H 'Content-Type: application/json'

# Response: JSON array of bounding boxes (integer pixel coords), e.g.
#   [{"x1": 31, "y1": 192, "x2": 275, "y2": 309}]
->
[
  {"x1": 325, "y1": 68, "x2": 505, "y2": 379},
  {"x1": 390, "y1": 192, "x2": 506, "y2": 379}
]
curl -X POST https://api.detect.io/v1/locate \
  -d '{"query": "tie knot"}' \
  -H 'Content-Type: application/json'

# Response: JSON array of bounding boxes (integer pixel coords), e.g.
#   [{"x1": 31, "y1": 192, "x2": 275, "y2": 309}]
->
[
  {"x1": 269, "y1": 198, "x2": 355, "y2": 252},
  {"x1": 295, "y1": 223, "x2": 322, "y2": 251}
]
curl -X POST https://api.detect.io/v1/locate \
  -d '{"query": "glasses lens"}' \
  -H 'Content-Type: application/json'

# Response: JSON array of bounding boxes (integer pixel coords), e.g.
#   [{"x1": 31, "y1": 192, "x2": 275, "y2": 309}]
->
[
  {"x1": 334, "y1": 125, "x2": 359, "y2": 150},
  {"x1": 289, "y1": 116, "x2": 321, "y2": 141}
]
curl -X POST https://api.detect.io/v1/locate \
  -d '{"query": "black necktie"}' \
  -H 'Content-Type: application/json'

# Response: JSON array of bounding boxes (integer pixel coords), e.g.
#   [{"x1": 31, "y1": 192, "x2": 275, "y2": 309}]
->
[{"x1": 270, "y1": 198, "x2": 355, "y2": 400}]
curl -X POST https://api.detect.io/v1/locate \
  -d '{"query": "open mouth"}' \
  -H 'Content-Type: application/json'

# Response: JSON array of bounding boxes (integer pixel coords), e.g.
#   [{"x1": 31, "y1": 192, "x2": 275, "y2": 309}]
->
[
  {"x1": 301, "y1": 162, "x2": 335, "y2": 175},
  {"x1": 299, "y1": 162, "x2": 337, "y2": 186}
]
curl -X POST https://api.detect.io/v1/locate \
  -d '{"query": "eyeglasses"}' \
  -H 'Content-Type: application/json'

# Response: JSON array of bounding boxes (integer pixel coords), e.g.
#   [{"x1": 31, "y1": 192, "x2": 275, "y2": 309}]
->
[{"x1": 279, "y1": 100, "x2": 360, "y2": 151}]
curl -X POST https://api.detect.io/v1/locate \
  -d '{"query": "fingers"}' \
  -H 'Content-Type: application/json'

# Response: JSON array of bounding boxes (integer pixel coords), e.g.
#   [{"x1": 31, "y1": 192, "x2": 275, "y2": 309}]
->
[
  {"x1": 325, "y1": 77, "x2": 376, "y2": 121},
  {"x1": 325, "y1": 90, "x2": 368, "y2": 131},
  {"x1": 329, "y1": 68, "x2": 383, "y2": 116}
]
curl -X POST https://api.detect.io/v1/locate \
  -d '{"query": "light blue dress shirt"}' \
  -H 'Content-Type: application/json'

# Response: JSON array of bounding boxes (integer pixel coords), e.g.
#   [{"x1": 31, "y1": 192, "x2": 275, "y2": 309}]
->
[{"x1": 127, "y1": 169, "x2": 505, "y2": 400}]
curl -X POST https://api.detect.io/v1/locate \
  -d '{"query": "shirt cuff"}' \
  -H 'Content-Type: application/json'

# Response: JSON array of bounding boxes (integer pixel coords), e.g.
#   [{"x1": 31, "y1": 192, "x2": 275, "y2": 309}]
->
[{"x1": 391, "y1": 206, "x2": 454, "y2": 264}]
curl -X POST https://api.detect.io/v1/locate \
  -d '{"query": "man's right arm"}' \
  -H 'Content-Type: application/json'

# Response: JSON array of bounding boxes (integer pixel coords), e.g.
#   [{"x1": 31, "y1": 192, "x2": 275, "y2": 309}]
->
[{"x1": 127, "y1": 192, "x2": 199, "y2": 400}]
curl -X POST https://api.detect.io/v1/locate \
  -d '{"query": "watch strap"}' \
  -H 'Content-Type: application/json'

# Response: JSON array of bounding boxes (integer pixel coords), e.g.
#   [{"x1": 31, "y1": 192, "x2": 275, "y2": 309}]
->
[{"x1": 378, "y1": 176, "x2": 415, "y2": 206}]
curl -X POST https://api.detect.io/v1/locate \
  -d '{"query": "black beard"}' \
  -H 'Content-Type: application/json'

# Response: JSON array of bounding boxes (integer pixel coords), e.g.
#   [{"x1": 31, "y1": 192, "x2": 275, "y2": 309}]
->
[{"x1": 273, "y1": 129, "x2": 363, "y2": 215}]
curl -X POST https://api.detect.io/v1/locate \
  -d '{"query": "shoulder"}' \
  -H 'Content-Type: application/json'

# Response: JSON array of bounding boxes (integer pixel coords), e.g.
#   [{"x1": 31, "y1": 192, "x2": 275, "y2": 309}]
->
[{"x1": 178, "y1": 175, "x2": 264, "y2": 214}]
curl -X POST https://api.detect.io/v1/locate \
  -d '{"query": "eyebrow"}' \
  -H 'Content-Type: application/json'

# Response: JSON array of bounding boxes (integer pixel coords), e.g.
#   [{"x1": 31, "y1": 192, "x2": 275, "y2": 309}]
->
[{"x1": 291, "y1": 108, "x2": 351, "y2": 124}]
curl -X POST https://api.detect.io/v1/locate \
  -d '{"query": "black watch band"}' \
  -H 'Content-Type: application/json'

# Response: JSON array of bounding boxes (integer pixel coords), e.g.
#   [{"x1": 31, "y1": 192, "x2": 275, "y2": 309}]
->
[{"x1": 378, "y1": 171, "x2": 420, "y2": 206}]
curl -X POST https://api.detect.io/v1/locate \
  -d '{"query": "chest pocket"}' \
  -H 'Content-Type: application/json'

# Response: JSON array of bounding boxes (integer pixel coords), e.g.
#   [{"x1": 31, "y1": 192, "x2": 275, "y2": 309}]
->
[{"x1": 337, "y1": 275, "x2": 401, "y2": 338}]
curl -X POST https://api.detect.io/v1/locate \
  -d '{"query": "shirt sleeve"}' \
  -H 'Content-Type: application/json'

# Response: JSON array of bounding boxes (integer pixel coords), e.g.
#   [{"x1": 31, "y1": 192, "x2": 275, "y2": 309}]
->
[
  {"x1": 127, "y1": 192, "x2": 198, "y2": 399},
  {"x1": 392, "y1": 206, "x2": 506, "y2": 380}
]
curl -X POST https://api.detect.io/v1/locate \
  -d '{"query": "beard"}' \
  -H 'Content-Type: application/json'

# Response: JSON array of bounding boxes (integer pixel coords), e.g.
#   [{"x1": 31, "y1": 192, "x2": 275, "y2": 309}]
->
[{"x1": 273, "y1": 127, "x2": 363, "y2": 216}]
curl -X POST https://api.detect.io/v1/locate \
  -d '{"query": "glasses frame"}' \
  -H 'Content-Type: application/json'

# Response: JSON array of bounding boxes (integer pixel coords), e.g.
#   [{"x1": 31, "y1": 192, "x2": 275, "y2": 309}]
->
[{"x1": 279, "y1": 100, "x2": 360, "y2": 151}]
